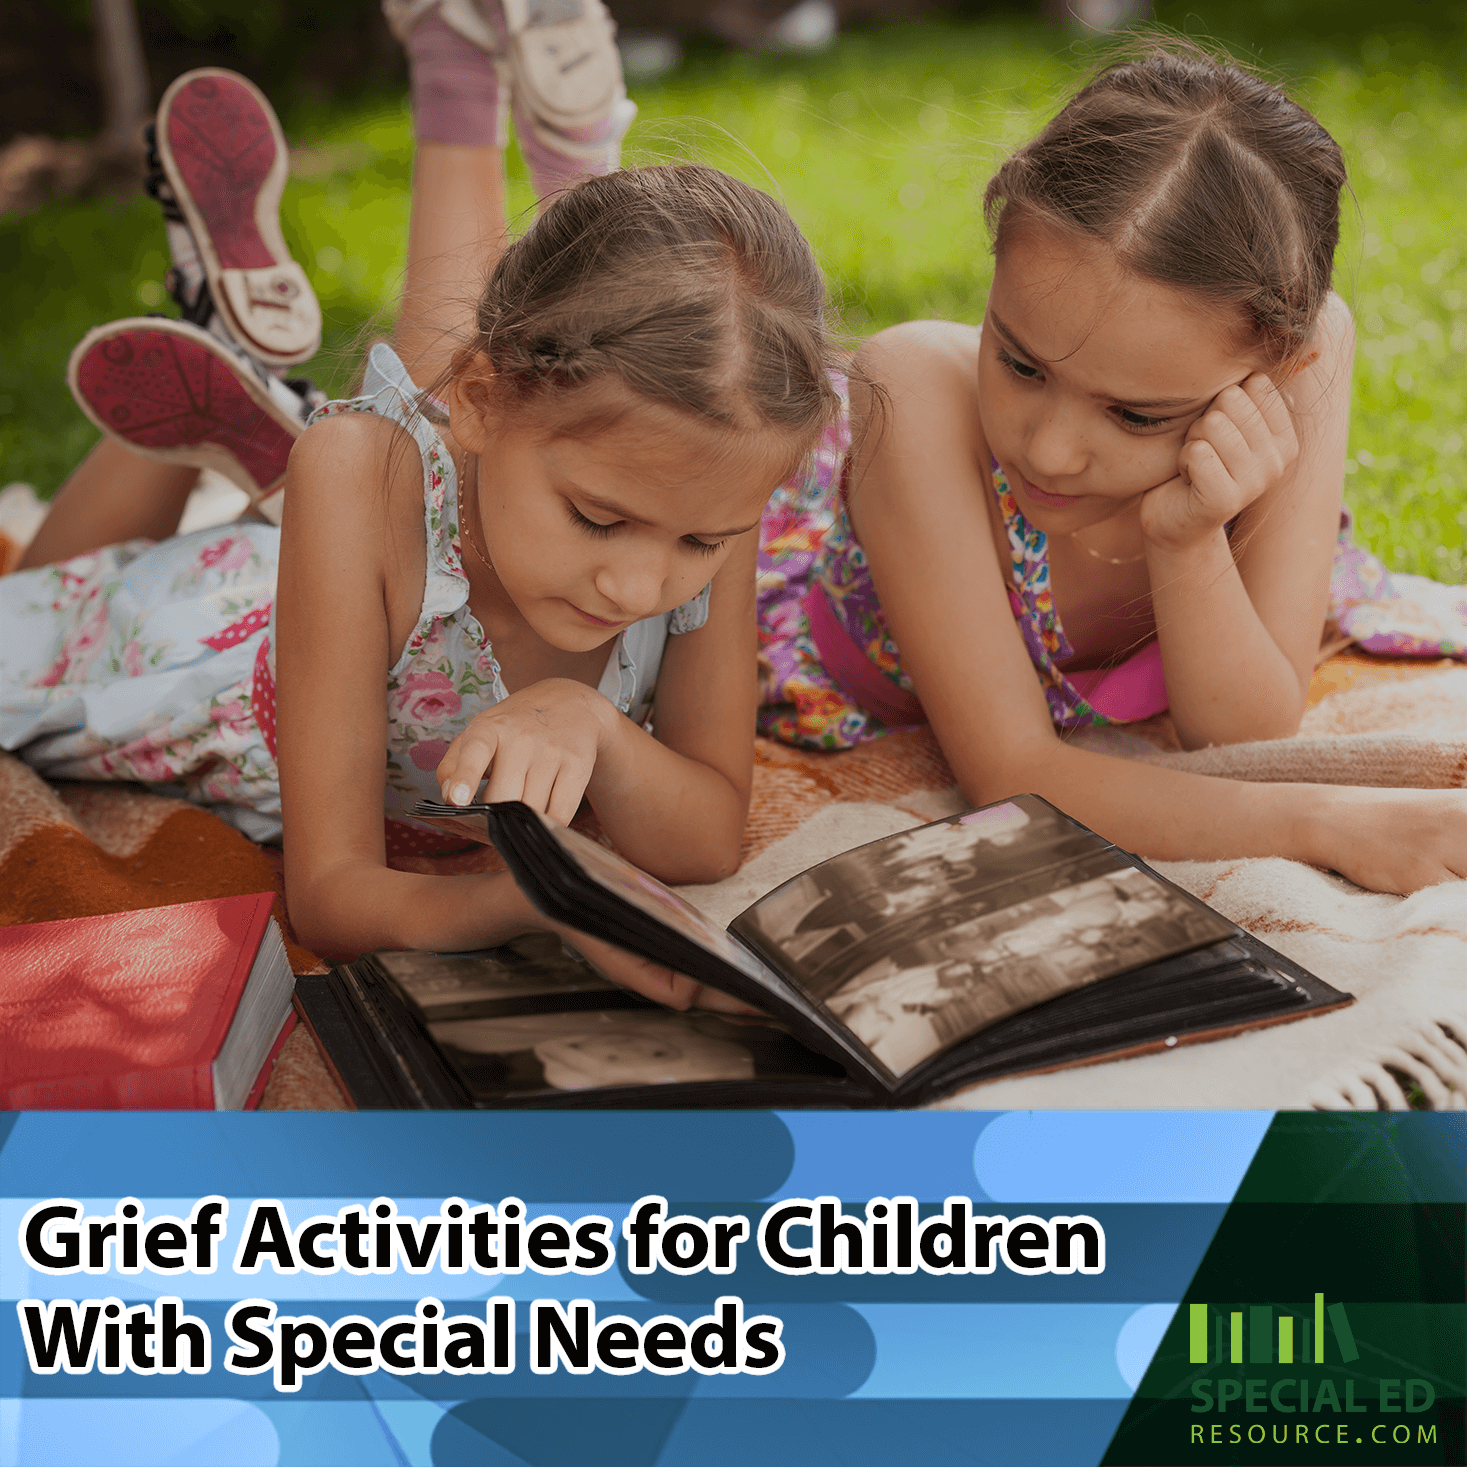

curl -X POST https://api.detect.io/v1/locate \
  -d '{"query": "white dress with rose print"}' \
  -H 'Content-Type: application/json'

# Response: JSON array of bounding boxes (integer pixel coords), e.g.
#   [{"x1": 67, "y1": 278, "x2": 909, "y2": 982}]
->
[{"x1": 0, "y1": 343, "x2": 710, "y2": 844}]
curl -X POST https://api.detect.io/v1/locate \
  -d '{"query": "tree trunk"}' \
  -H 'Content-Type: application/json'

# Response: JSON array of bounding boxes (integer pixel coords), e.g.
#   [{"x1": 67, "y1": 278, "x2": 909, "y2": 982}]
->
[{"x1": 93, "y1": 0, "x2": 150, "y2": 156}]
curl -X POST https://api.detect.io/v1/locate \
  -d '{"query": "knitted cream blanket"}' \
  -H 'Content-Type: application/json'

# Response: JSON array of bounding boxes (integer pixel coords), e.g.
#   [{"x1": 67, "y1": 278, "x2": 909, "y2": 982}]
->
[{"x1": 679, "y1": 660, "x2": 1467, "y2": 1111}]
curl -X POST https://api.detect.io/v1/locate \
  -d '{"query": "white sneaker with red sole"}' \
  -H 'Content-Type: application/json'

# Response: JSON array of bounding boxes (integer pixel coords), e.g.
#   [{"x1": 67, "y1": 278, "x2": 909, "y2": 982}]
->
[
  {"x1": 68, "y1": 319, "x2": 304, "y2": 526},
  {"x1": 154, "y1": 69, "x2": 322, "y2": 368}
]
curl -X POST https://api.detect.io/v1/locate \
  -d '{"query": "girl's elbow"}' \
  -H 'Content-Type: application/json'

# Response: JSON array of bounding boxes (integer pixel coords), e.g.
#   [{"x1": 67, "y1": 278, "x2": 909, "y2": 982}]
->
[
  {"x1": 641, "y1": 821, "x2": 745, "y2": 887},
  {"x1": 284, "y1": 893, "x2": 344, "y2": 955},
  {"x1": 950, "y1": 732, "x2": 1064, "y2": 811},
  {"x1": 1175, "y1": 698, "x2": 1307, "y2": 751},
  {"x1": 697, "y1": 836, "x2": 746, "y2": 886},
  {"x1": 659, "y1": 841, "x2": 743, "y2": 888},
  {"x1": 283, "y1": 869, "x2": 367, "y2": 955}
]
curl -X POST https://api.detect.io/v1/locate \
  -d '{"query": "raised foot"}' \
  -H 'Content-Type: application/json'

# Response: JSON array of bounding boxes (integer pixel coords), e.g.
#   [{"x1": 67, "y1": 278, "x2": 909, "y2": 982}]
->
[
  {"x1": 68, "y1": 319, "x2": 302, "y2": 510},
  {"x1": 218, "y1": 263, "x2": 323, "y2": 364}
]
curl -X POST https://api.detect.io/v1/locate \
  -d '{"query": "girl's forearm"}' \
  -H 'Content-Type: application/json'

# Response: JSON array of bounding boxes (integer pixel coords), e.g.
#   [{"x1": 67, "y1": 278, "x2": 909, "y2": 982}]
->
[
  {"x1": 586, "y1": 714, "x2": 747, "y2": 885},
  {"x1": 1146, "y1": 530, "x2": 1309, "y2": 749},
  {"x1": 289, "y1": 855, "x2": 749, "y2": 1011},
  {"x1": 968, "y1": 736, "x2": 1328, "y2": 866},
  {"x1": 288, "y1": 858, "x2": 544, "y2": 956}
]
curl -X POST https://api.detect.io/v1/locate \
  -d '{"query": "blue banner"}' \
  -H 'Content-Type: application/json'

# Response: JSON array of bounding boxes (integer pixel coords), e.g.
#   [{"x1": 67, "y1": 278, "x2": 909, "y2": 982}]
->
[{"x1": 2, "y1": 1111, "x2": 1460, "y2": 1467}]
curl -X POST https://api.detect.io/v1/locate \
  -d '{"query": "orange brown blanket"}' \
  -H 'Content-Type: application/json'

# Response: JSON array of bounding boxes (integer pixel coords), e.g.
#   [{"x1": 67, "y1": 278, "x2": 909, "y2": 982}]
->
[{"x1": 1, "y1": 650, "x2": 1460, "y2": 1110}]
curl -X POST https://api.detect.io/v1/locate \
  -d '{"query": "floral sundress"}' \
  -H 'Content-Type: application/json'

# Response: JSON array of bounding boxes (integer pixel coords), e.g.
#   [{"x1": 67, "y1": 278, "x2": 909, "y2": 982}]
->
[
  {"x1": 0, "y1": 343, "x2": 710, "y2": 843},
  {"x1": 758, "y1": 378, "x2": 1467, "y2": 750}
]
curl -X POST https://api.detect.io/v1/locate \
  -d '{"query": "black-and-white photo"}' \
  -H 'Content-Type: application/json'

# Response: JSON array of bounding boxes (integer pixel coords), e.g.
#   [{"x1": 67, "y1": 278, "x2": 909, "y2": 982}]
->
[
  {"x1": 826, "y1": 866, "x2": 1231, "y2": 1076},
  {"x1": 427, "y1": 1008, "x2": 842, "y2": 1100},
  {"x1": 376, "y1": 933, "x2": 616, "y2": 1022},
  {"x1": 736, "y1": 798, "x2": 1102, "y2": 989},
  {"x1": 732, "y1": 796, "x2": 1232, "y2": 1077}
]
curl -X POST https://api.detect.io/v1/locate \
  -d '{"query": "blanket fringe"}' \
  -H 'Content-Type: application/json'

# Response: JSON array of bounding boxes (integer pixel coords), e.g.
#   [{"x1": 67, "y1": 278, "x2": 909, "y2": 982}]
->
[{"x1": 1308, "y1": 1018, "x2": 1467, "y2": 1110}]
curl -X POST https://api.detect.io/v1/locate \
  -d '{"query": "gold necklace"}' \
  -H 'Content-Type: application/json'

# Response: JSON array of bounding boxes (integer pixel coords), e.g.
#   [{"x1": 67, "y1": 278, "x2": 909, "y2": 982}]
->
[
  {"x1": 460, "y1": 458, "x2": 496, "y2": 574},
  {"x1": 1067, "y1": 529, "x2": 1147, "y2": 567}
]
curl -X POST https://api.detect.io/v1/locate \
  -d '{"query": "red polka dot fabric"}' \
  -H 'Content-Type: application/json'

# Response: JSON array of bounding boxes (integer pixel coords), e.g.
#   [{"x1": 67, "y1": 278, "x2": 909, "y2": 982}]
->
[
  {"x1": 383, "y1": 821, "x2": 478, "y2": 859},
  {"x1": 251, "y1": 637, "x2": 277, "y2": 759},
  {"x1": 202, "y1": 604, "x2": 272, "y2": 651}
]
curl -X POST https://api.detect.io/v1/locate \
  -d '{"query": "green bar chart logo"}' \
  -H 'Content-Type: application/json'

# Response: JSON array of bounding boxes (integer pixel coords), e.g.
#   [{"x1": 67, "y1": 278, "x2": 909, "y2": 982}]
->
[{"x1": 1189, "y1": 1295, "x2": 1359, "y2": 1365}]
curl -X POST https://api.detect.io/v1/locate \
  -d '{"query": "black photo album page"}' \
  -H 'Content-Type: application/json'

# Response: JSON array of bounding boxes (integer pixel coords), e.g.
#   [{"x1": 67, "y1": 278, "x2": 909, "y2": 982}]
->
[{"x1": 292, "y1": 793, "x2": 1351, "y2": 1109}]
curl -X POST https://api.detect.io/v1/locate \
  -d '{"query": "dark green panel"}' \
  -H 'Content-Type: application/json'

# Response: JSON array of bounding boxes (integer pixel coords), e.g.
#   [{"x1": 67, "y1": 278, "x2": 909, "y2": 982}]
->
[{"x1": 1101, "y1": 1115, "x2": 1465, "y2": 1466}]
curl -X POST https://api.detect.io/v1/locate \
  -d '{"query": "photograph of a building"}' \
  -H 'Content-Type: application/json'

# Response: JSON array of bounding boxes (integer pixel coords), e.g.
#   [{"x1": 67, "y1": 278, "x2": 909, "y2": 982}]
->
[{"x1": 738, "y1": 798, "x2": 1231, "y2": 1076}]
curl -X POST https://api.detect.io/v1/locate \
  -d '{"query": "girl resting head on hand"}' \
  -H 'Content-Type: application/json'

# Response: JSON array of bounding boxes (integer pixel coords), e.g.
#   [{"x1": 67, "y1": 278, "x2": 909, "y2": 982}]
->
[{"x1": 759, "y1": 42, "x2": 1467, "y2": 895}]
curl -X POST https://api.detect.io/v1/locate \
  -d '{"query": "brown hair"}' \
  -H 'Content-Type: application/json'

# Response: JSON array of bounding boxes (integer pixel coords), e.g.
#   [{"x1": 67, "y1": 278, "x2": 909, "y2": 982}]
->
[
  {"x1": 983, "y1": 43, "x2": 1347, "y2": 370},
  {"x1": 450, "y1": 164, "x2": 841, "y2": 458}
]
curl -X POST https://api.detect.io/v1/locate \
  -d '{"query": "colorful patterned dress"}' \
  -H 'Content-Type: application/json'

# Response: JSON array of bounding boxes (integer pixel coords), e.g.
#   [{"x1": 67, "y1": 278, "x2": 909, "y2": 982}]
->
[
  {"x1": 758, "y1": 379, "x2": 1467, "y2": 749},
  {"x1": 0, "y1": 343, "x2": 710, "y2": 844}
]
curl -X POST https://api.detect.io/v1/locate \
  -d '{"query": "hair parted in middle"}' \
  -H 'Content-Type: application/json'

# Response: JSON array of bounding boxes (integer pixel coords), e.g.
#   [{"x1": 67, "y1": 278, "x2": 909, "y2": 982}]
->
[
  {"x1": 983, "y1": 41, "x2": 1348, "y2": 370},
  {"x1": 457, "y1": 163, "x2": 843, "y2": 454}
]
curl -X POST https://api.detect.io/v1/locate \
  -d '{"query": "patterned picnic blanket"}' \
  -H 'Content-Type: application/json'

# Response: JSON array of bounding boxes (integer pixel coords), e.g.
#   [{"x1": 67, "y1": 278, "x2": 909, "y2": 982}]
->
[
  {"x1": 681, "y1": 655, "x2": 1467, "y2": 1111},
  {"x1": 1, "y1": 648, "x2": 1463, "y2": 1110}
]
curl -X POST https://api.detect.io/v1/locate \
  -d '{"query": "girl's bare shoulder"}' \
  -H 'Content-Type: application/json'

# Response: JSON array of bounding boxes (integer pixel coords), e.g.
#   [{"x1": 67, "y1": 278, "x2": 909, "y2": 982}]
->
[
  {"x1": 1301, "y1": 291, "x2": 1355, "y2": 376},
  {"x1": 1317, "y1": 289, "x2": 1355, "y2": 343},
  {"x1": 279, "y1": 407, "x2": 432, "y2": 660},
  {"x1": 1312, "y1": 290, "x2": 1354, "y2": 360},
  {"x1": 852, "y1": 320, "x2": 985, "y2": 475},
  {"x1": 286, "y1": 408, "x2": 429, "y2": 550},
  {"x1": 858, "y1": 319, "x2": 982, "y2": 391}
]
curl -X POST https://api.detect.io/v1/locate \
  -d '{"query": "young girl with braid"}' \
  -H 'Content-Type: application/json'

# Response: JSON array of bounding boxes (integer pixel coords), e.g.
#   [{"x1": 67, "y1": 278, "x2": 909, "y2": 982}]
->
[
  {"x1": 760, "y1": 45, "x2": 1467, "y2": 895},
  {"x1": 1, "y1": 55, "x2": 842, "y2": 1007}
]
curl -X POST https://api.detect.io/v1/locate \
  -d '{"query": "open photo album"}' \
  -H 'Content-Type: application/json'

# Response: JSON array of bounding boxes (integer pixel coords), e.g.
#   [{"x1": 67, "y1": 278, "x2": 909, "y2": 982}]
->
[{"x1": 294, "y1": 794, "x2": 1352, "y2": 1109}]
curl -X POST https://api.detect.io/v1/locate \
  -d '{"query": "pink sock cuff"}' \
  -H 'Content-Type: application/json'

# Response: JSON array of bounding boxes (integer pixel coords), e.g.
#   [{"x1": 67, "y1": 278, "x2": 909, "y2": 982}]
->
[
  {"x1": 515, "y1": 101, "x2": 626, "y2": 200},
  {"x1": 407, "y1": 12, "x2": 509, "y2": 148}
]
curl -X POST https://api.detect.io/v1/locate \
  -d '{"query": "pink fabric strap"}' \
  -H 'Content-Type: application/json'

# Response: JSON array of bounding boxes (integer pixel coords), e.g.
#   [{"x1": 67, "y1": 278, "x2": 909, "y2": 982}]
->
[
  {"x1": 803, "y1": 583, "x2": 925, "y2": 728},
  {"x1": 1064, "y1": 639, "x2": 1170, "y2": 722},
  {"x1": 805, "y1": 580, "x2": 1168, "y2": 729}
]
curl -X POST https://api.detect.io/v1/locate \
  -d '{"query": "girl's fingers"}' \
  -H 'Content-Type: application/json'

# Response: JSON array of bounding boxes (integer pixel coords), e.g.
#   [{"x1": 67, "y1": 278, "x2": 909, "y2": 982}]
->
[
  {"x1": 1194, "y1": 405, "x2": 1252, "y2": 479},
  {"x1": 481, "y1": 745, "x2": 534, "y2": 806},
  {"x1": 569, "y1": 934, "x2": 703, "y2": 1010},
  {"x1": 612, "y1": 961, "x2": 679, "y2": 1004},
  {"x1": 1248, "y1": 373, "x2": 1294, "y2": 439},
  {"x1": 1176, "y1": 437, "x2": 1228, "y2": 498},
  {"x1": 438, "y1": 724, "x2": 498, "y2": 805},
  {"x1": 546, "y1": 761, "x2": 592, "y2": 826},
  {"x1": 519, "y1": 759, "x2": 558, "y2": 816},
  {"x1": 1229, "y1": 376, "x2": 1297, "y2": 479},
  {"x1": 604, "y1": 962, "x2": 695, "y2": 1009},
  {"x1": 1238, "y1": 372, "x2": 1275, "y2": 417},
  {"x1": 1211, "y1": 380, "x2": 1287, "y2": 470},
  {"x1": 1246, "y1": 382, "x2": 1298, "y2": 469},
  {"x1": 695, "y1": 986, "x2": 764, "y2": 1016},
  {"x1": 668, "y1": 974, "x2": 704, "y2": 1009}
]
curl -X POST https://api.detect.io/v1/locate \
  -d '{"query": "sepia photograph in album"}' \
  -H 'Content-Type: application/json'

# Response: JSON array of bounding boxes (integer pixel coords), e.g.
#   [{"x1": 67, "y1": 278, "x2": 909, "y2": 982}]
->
[{"x1": 295, "y1": 794, "x2": 1352, "y2": 1109}]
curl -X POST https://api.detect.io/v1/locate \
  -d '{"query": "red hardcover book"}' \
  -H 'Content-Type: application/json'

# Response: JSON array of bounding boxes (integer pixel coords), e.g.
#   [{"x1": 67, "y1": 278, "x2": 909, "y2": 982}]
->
[{"x1": 0, "y1": 892, "x2": 296, "y2": 1110}]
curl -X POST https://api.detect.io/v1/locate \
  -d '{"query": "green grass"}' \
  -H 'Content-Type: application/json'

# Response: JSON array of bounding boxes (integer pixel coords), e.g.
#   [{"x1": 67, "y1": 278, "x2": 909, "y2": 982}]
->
[{"x1": 3, "y1": 15, "x2": 1465, "y2": 580}]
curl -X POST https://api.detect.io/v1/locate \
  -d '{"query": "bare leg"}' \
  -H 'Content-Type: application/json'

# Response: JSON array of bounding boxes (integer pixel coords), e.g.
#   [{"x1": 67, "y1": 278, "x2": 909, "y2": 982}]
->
[
  {"x1": 18, "y1": 439, "x2": 198, "y2": 570},
  {"x1": 395, "y1": 140, "x2": 508, "y2": 391}
]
